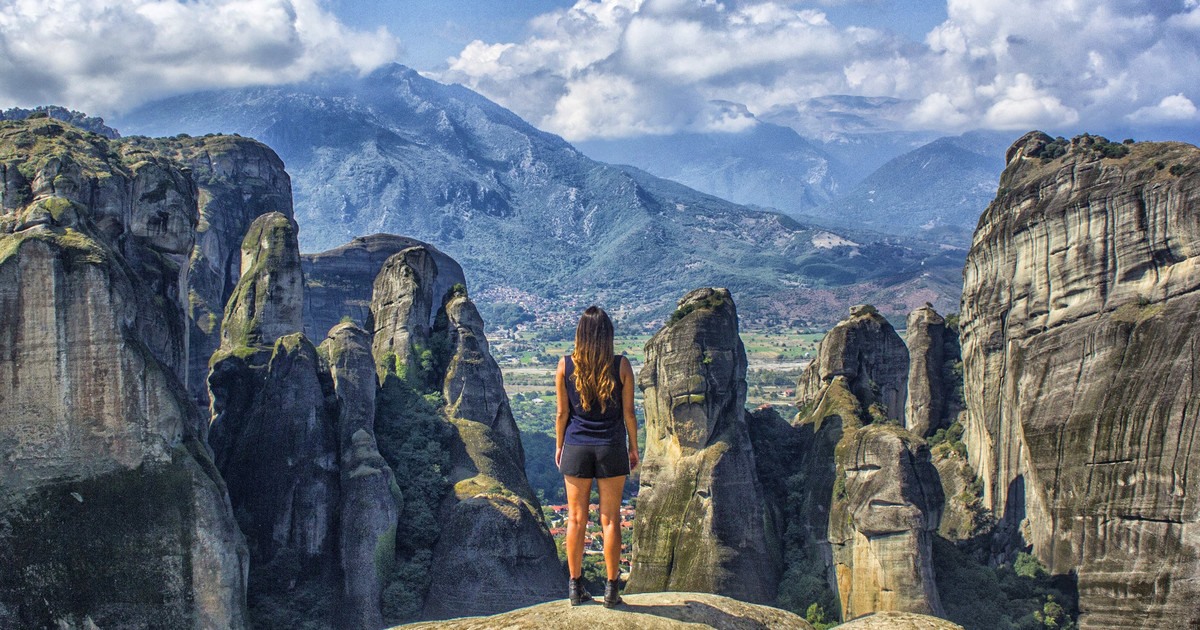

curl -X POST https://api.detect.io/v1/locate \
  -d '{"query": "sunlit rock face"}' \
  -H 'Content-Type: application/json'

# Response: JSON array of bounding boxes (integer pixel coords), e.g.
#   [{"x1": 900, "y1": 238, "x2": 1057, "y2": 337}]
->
[
  {"x1": 0, "y1": 117, "x2": 248, "y2": 629},
  {"x1": 960, "y1": 131, "x2": 1200, "y2": 628},
  {"x1": 628, "y1": 288, "x2": 780, "y2": 603}
]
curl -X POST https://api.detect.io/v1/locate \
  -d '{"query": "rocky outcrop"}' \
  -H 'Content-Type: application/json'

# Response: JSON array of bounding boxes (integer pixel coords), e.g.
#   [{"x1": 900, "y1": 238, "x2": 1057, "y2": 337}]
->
[
  {"x1": 628, "y1": 288, "x2": 779, "y2": 603},
  {"x1": 321, "y1": 323, "x2": 401, "y2": 630},
  {"x1": 797, "y1": 304, "x2": 909, "y2": 424},
  {"x1": 829, "y1": 424, "x2": 944, "y2": 619},
  {"x1": 904, "y1": 305, "x2": 948, "y2": 437},
  {"x1": 794, "y1": 306, "x2": 942, "y2": 622},
  {"x1": 837, "y1": 611, "x2": 964, "y2": 629},
  {"x1": 208, "y1": 215, "x2": 402, "y2": 628},
  {"x1": 123, "y1": 135, "x2": 293, "y2": 409},
  {"x1": 365, "y1": 246, "x2": 562, "y2": 619},
  {"x1": 302, "y1": 234, "x2": 464, "y2": 341},
  {"x1": 960, "y1": 132, "x2": 1200, "y2": 628},
  {"x1": 0, "y1": 117, "x2": 248, "y2": 628},
  {"x1": 400, "y1": 592, "x2": 814, "y2": 629}
]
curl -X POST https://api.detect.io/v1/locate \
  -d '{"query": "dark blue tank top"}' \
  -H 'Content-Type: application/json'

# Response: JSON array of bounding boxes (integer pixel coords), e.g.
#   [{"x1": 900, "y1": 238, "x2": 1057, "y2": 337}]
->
[{"x1": 563, "y1": 355, "x2": 625, "y2": 446}]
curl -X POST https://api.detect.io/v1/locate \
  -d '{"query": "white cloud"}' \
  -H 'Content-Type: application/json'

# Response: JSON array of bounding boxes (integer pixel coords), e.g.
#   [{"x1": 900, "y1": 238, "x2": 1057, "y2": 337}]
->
[
  {"x1": 1127, "y1": 93, "x2": 1199, "y2": 123},
  {"x1": 0, "y1": 0, "x2": 400, "y2": 115},
  {"x1": 440, "y1": 0, "x2": 1200, "y2": 140}
]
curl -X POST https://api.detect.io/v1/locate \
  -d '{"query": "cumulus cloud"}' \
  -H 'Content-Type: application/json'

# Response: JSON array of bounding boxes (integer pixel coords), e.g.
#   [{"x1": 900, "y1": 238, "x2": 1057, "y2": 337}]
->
[
  {"x1": 0, "y1": 0, "x2": 400, "y2": 115},
  {"x1": 1127, "y1": 93, "x2": 1199, "y2": 123},
  {"x1": 441, "y1": 0, "x2": 1200, "y2": 140}
]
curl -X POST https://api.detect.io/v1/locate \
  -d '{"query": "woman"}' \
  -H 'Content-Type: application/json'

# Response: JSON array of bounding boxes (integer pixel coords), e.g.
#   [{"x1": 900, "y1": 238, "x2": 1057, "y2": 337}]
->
[{"x1": 555, "y1": 305, "x2": 639, "y2": 608}]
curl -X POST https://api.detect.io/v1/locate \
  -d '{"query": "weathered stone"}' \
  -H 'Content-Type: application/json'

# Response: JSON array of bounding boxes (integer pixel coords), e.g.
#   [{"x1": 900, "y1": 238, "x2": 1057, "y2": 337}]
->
[
  {"x1": 797, "y1": 304, "x2": 909, "y2": 424},
  {"x1": 216, "y1": 212, "x2": 304, "y2": 355},
  {"x1": 960, "y1": 132, "x2": 1200, "y2": 628},
  {"x1": 399, "y1": 592, "x2": 814, "y2": 629},
  {"x1": 0, "y1": 117, "x2": 247, "y2": 628},
  {"x1": 794, "y1": 306, "x2": 942, "y2": 622},
  {"x1": 423, "y1": 293, "x2": 563, "y2": 619},
  {"x1": 369, "y1": 246, "x2": 440, "y2": 382},
  {"x1": 904, "y1": 305, "x2": 947, "y2": 437},
  {"x1": 321, "y1": 322, "x2": 401, "y2": 630},
  {"x1": 302, "y1": 234, "x2": 464, "y2": 341},
  {"x1": 829, "y1": 424, "x2": 944, "y2": 620},
  {"x1": 837, "y1": 611, "x2": 964, "y2": 629},
  {"x1": 628, "y1": 288, "x2": 779, "y2": 603}
]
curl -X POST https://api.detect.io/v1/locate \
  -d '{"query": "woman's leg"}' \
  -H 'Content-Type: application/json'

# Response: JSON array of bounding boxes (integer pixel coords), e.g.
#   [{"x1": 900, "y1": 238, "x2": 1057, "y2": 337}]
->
[
  {"x1": 563, "y1": 475, "x2": 593, "y2": 579},
  {"x1": 596, "y1": 475, "x2": 626, "y2": 581}
]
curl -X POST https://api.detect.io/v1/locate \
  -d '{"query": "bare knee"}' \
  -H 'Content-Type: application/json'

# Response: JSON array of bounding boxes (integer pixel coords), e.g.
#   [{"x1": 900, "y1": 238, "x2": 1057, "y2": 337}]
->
[
  {"x1": 568, "y1": 509, "x2": 590, "y2": 530},
  {"x1": 599, "y1": 510, "x2": 619, "y2": 528}
]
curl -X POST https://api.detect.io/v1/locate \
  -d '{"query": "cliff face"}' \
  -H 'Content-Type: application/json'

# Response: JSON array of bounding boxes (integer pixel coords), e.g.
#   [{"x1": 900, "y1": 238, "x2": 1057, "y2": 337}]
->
[
  {"x1": 302, "y1": 234, "x2": 464, "y2": 341},
  {"x1": 124, "y1": 135, "x2": 293, "y2": 409},
  {"x1": 960, "y1": 132, "x2": 1200, "y2": 628},
  {"x1": 0, "y1": 118, "x2": 248, "y2": 628},
  {"x1": 794, "y1": 306, "x2": 942, "y2": 621},
  {"x1": 365, "y1": 246, "x2": 562, "y2": 619},
  {"x1": 207, "y1": 214, "x2": 400, "y2": 629},
  {"x1": 904, "y1": 305, "x2": 948, "y2": 437},
  {"x1": 628, "y1": 288, "x2": 779, "y2": 603}
]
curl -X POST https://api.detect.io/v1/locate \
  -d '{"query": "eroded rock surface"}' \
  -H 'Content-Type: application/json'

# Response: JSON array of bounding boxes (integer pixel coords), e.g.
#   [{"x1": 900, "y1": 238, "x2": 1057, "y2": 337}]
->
[
  {"x1": 0, "y1": 117, "x2": 248, "y2": 628},
  {"x1": 797, "y1": 304, "x2": 909, "y2": 423},
  {"x1": 365, "y1": 248, "x2": 562, "y2": 619},
  {"x1": 960, "y1": 132, "x2": 1200, "y2": 628},
  {"x1": 399, "y1": 592, "x2": 813, "y2": 629},
  {"x1": 904, "y1": 305, "x2": 947, "y2": 437},
  {"x1": 303, "y1": 234, "x2": 463, "y2": 340},
  {"x1": 124, "y1": 135, "x2": 293, "y2": 408},
  {"x1": 628, "y1": 288, "x2": 779, "y2": 603},
  {"x1": 794, "y1": 306, "x2": 942, "y2": 621}
]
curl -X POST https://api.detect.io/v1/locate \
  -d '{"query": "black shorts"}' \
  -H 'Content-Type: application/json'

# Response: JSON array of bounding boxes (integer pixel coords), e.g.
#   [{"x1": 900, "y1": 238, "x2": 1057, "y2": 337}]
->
[{"x1": 559, "y1": 443, "x2": 630, "y2": 479}]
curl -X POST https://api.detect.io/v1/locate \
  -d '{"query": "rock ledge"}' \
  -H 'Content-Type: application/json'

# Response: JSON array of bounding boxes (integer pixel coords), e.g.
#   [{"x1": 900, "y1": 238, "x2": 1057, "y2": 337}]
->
[{"x1": 396, "y1": 592, "x2": 812, "y2": 629}]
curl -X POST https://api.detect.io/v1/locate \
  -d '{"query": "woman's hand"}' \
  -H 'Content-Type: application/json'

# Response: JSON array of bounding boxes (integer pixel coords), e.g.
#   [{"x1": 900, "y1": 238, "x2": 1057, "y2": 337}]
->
[
  {"x1": 556, "y1": 445, "x2": 563, "y2": 468},
  {"x1": 628, "y1": 446, "x2": 639, "y2": 471}
]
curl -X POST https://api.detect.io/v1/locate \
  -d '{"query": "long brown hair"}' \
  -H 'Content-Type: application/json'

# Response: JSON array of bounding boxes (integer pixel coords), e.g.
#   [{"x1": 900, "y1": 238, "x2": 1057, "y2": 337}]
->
[{"x1": 572, "y1": 306, "x2": 616, "y2": 413}]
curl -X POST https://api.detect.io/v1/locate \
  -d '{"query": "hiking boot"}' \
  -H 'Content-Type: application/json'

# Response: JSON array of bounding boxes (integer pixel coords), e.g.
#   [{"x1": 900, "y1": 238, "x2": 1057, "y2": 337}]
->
[
  {"x1": 569, "y1": 577, "x2": 593, "y2": 606},
  {"x1": 603, "y1": 579, "x2": 623, "y2": 608}
]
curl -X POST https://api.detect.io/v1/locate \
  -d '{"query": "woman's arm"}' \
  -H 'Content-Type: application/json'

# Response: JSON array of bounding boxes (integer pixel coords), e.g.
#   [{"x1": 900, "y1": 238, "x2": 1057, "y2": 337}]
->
[
  {"x1": 620, "y1": 356, "x2": 639, "y2": 471},
  {"x1": 555, "y1": 356, "x2": 570, "y2": 468}
]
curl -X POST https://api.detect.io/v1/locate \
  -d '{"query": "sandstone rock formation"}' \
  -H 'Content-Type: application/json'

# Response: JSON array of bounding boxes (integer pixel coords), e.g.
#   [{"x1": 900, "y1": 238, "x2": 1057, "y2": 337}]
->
[
  {"x1": 797, "y1": 304, "x2": 909, "y2": 423},
  {"x1": 123, "y1": 135, "x2": 293, "y2": 408},
  {"x1": 837, "y1": 611, "x2": 964, "y2": 630},
  {"x1": 208, "y1": 214, "x2": 401, "y2": 628},
  {"x1": 793, "y1": 305, "x2": 942, "y2": 622},
  {"x1": 302, "y1": 234, "x2": 463, "y2": 340},
  {"x1": 829, "y1": 424, "x2": 944, "y2": 619},
  {"x1": 628, "y1": 288, "x2": 779, "y2": 603},
  {"x1": 0, "y1": 117, "x2": 248, "y2": 628},
  {"x1": 365, "y1": 246, "x2": 562, "y2": 619},
  {"x1": 399, "y1": 592, "x2": 814, "y2": 630},
  {"x1": 904, "y1": 305, "x2": 947, "y2": 437},
  {"x1": 960, "y1": 132, "x2": 1200, "y2": 628}
]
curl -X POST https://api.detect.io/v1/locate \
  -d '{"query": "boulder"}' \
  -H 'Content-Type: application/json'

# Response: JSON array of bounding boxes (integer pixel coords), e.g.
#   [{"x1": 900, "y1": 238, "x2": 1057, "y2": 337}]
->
[
  {"x1": 627, "y1": 288, "x2": 779, "y2": 603},
  {"x1": 904, "y1": 305, "x2": 947, "y2": 437}
]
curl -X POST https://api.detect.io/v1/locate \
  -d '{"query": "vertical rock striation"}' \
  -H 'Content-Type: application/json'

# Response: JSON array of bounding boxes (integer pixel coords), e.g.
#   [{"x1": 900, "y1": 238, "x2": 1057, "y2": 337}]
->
[
  {"x1": 904, "y1": 305, "x2": 947, "y2": 437},
  {"x1": 123, "y1": 135, "x2": 293, "y2": 409},
  {"x1": 627, "y1": 288, "x2": 779, "y2": 603},
  {"x1": 365, "y1": 246, "x2": 563, "y2": 619},
  {"x1": 797, "y1": 304, "x2": 909, "y2": 424},
  {"x1": 302, "y1": 234, "x2": 464, "y2": 340},
  {"x1": 794, "y1": 305, "x2": 942, "y2": 621},
  {"x1": 0, "y1": 117, "x2": 248, "y2": 628},
  {"x1": 960, "y1": 132, "x2": 1200, "y2": 628}
]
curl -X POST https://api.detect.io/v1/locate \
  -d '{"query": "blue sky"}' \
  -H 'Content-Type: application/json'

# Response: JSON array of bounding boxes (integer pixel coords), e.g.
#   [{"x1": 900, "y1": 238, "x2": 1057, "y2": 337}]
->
[{"x1": 0, "y1": 1, "x2": 1197, "y2": 141}]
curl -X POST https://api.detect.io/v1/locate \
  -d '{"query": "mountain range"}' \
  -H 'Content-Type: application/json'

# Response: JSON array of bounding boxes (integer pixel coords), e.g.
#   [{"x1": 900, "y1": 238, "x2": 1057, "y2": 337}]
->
[{"x1": 115, "y1": 64, "x2": 964, "y2": 327}]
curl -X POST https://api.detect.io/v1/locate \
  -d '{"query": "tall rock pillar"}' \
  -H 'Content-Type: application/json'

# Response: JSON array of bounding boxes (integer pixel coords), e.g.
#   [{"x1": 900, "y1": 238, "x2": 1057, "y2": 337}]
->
[{"x1": 627, "y1": 288, "x2": 779, "y2": 603}]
